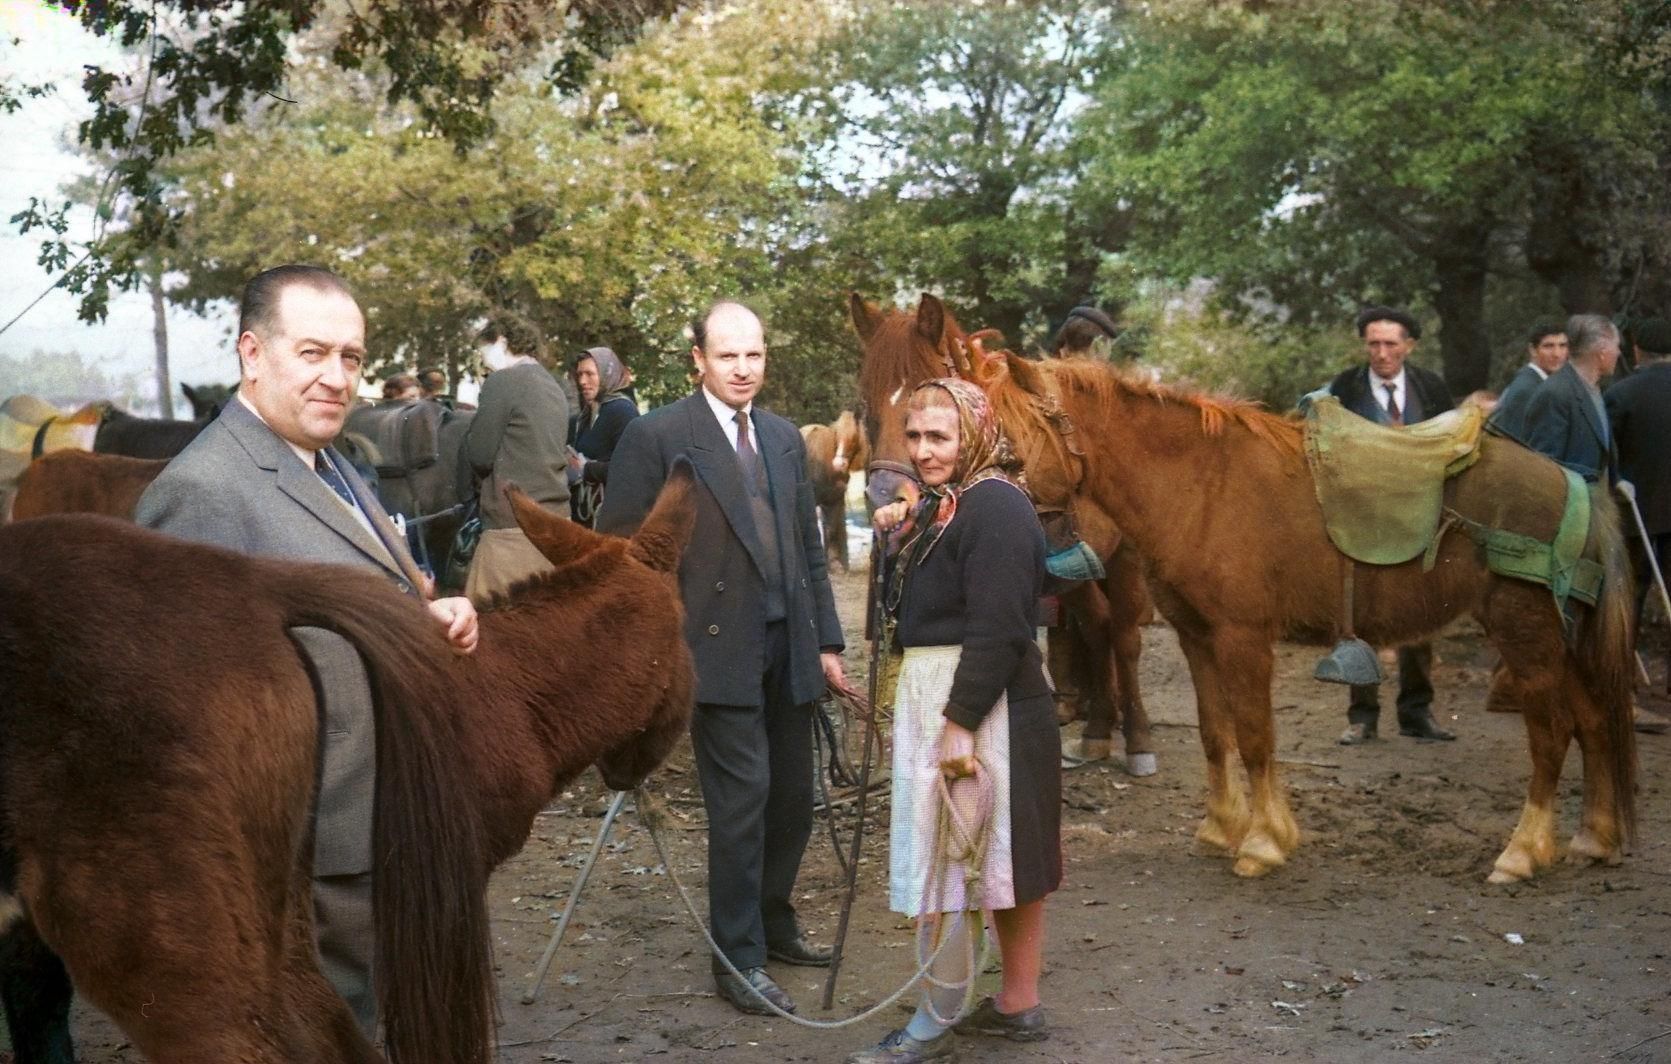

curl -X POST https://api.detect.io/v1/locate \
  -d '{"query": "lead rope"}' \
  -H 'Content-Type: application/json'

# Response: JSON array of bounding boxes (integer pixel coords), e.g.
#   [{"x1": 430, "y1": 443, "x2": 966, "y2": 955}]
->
[{"x1": 632, "y1": 767, "x2": 994, "y2": 1031}]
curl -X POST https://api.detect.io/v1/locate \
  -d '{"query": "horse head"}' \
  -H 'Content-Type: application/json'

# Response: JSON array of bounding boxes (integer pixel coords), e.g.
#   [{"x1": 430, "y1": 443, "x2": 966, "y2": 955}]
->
[{"x1": 850, "y1": 291, "x2": 978, "y2": 513}]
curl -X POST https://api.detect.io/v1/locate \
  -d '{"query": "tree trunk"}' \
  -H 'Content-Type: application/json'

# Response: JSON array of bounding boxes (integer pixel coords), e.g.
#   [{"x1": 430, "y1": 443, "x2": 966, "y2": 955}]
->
[
  {"x1": 149, "y1": 261, "x2": 173, "y2": 419},
  {"x1": 1524, "y1": 146, "x2": 1615, "y2": 315},
  {"x1": 1429, "y1": 226, "x2": 1493, "y2": 396}
]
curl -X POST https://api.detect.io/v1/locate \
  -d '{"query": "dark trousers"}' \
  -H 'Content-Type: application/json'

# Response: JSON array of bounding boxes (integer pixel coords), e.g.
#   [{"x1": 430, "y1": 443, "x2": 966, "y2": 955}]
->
[
  {"x1": 1632, "y1": 533, "x2": 1671, "y2": 694},
  {"x1": 690, "y1": 620, "x2": 814, "y2": 970},
  {"x1": 1347, "y1": 643, "x2": 1434, "y2": 726}
]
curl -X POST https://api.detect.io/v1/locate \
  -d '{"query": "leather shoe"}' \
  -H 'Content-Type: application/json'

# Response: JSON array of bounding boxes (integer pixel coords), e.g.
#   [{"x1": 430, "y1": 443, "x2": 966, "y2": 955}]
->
[
  {"x1": 1338, "y1": 722, "x2": 1377, "y2": 745},
  {"x1": 767, "y1": 935, "x2": 833, "y2": 967},
  {"x1": 713, "y1": 964, "x2": 795, "y2": 1016},
  {"x1": 844, "y1": 1027, "x2": 955, "y2": 1063},
  {"x1": 1634, "y1": 703, "x2": 1670, "y2": 735},
  {"x1": 1398, "y1": 715, "x2": 1456, "y2": 741}
]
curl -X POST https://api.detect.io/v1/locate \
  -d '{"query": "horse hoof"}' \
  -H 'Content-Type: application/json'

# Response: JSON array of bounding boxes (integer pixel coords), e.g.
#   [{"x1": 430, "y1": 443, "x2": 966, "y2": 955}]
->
[
  {"x1": 1486, "y1": 868, "x2": 1527, "y2": 885},
  {"x1": 1232, "y1": 854, "x2": 1278, "y2": 878},
  {"x1": 1489, "y1": 850, "x2": 1538, "y2": 883},
  {"x1": 1079, "y1": 738, "x2": 1114, "y2": 762},
  {"x1": 1566, "y1": 832, "x2": 1621, "y2": 866},
  {"x1": 1194, "y1": 820, "x2": 1239, "y2": 854},
  {"x1": 1124, "y1": 752, "x2": 1157, "y2": 777},
  {"x1": 1236, "y1": 833, "x2": 1286, "y2": 872}
]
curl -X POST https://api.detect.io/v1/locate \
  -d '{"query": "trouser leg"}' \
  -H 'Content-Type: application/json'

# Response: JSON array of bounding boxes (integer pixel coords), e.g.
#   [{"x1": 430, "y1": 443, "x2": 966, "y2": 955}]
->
[
  {"x1": 1346, "y1": 681, "x2": 1380, "y2": 726},
  {"x1": 1395, "y1": 643, "x2": 1436, "y2": 725},
  {"x1": 314, "y1": 872, "x2": 376, "y2": 1036},
  {"x1": 691, "y1": 697, "x2": 771, "y2": 970}
]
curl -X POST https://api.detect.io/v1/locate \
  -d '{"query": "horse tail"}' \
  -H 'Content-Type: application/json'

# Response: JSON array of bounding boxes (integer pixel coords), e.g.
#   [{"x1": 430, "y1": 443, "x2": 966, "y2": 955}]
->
[
  {"x1": 270, "y1": 568, "x2": 495, "y2": 1064},
  {"x1": 1576, "y1": 486, "x2": 1638, "y2": 846}
]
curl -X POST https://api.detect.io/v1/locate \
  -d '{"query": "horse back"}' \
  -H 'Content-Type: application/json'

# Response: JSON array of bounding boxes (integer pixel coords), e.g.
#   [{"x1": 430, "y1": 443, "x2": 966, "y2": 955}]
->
[{"x1": 11, "y1": 450, "x2": 168, "y2": 520}]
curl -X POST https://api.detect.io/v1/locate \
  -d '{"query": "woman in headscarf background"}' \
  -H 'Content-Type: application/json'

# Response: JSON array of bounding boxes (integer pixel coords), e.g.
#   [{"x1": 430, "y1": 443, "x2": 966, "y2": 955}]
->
[
  {"x1": 847, "y1": 379, "x2": 1061, "y2": 1064},
  {"x1": 567, "y1": 346, "x2": 639, "y2": 527}
]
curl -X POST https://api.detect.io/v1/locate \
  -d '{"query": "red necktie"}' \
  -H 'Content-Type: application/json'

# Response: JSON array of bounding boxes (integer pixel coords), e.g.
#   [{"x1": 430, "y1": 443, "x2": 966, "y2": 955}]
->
[{"x1": 1383, "y1": 383, "x2": 1403, "y2": 427}]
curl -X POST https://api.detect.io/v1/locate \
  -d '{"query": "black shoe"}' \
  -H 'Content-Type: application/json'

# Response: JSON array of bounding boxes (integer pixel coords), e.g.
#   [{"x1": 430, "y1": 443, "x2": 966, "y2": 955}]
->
[
  {"x1": 767, "y1": 935, "x2": 833, "y2": 967},
  {"x1": 845, "y1": 1027, "x2": 956, "y2": 1063},
  {"x1": 951, "y1": 996, "x2": 1049, "y2": 1042},
  {"x1": 713, "y1": 964, "x2": 795, "y2": 1016},
  {"x1": 1398, "y1": 715, "x2": 1455, "y2": 741}
]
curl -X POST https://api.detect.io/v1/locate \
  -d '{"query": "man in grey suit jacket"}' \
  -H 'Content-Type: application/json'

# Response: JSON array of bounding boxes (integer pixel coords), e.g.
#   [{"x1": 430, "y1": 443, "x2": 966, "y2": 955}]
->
[
  {"x1": 1489, "y1": 322, "x2": 1568, "y2": 441},
  {"x1": 597, "y1": 301, "x2": 850, "y2": 1016},
  {"x1": 1525, "y1": 313, "x2": 1621, "y2": 482},
  {"x1": 135, "y1": 265, "x2": 479, "y2": 1032}
]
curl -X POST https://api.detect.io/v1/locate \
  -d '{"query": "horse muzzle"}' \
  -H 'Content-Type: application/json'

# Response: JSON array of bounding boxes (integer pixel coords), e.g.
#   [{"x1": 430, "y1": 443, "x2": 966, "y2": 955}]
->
[{"x1": 865, "y1": 461, "x2": 919, "y2": 512}]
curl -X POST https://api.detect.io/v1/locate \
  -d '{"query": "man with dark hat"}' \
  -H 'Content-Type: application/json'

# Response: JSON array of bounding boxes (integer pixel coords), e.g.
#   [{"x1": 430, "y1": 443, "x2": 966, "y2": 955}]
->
[
  {"x1": 1316, "y1": 305, "x2": 1457, "y2": 746},
  {"x1": 1050, "y1": 305, "x2": 1122, "y2": 358},
  {"x1": 1607, "y1": 317, "x2": 1671, "y2": 731}
]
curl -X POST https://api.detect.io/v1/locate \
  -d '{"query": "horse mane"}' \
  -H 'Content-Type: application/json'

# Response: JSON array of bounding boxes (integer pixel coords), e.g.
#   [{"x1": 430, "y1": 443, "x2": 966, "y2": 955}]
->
[
  {"x1": 1028, "y1": 356, "x2": 1304, "y2": 457},
  {"x1": 856, "y1": 306, "x2": 968, "y2": 402}
]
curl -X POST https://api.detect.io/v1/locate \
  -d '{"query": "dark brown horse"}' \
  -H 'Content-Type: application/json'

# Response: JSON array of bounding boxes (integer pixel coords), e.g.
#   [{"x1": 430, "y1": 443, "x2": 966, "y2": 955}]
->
[
  {"x1": 0, "y1": 470, "x2": 697, "y2": 1062},
  {"x1": 987, "y1": 354, "x2": 1636, "y2": 881},
  {"x1": 850, "y1": 292, "x2": 1158, "y2": 773},
  {"x1": 344, "y1": 399, "x2": 475, "y2": 588},
  {"x1": 801, "y1": 410, "x2": 869, "y2": 571},
  {"x1": 9, "y1": 449, "x2": 167, "y2": 521},
  {"x1": 91, "y1": 383, "x2": 235, "y2": 460}
]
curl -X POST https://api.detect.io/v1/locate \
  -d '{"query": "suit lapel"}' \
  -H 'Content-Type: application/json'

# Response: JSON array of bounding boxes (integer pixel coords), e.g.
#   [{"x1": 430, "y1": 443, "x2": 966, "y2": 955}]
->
[
  {"x1": 684, "y1": 394, "x2": 770, "y2": 576},
  {"x1": 223, "y1": 401, "x2": 411, "y2": 583},
  {"x1": 1568, "y1": 369, "x2": 1609, "y2": 450},
  {"x1": 758, "y1": 412, "x2": 799, "y2": 556},
  {"x1": 332, "y1": 447, "x2": 429, "y2": 591}
]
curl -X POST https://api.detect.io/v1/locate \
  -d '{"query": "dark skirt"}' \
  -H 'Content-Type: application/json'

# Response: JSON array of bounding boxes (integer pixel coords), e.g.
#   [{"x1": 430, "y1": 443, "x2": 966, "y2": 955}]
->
[{"x1": 1007, "y1": 691, "x2": 1063, "y2": 906}]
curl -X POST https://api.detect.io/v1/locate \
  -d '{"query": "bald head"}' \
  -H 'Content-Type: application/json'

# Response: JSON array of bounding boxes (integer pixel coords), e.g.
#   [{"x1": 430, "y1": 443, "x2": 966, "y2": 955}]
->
[{"x1": 691, "y1": 299, "x2": 766, "y2": 410}]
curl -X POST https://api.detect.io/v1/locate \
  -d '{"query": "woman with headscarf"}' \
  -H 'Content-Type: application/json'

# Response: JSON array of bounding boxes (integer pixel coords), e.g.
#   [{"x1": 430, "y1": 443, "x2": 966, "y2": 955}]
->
[
  {"x1": 847, "y1": 379, "x2": 1061, "y2": 1064},
  {"x1": 567, "y1": 346, "x2": 639, "y2": 526}
]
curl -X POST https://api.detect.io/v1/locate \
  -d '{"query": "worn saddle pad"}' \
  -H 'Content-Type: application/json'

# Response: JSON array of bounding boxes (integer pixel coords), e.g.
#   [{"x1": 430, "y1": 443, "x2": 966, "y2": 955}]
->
[
  {"x1": 1303, "y1": 396, "x2": 1485, "y2": 565},
  {"x1": 344, "y1": 400, "x2": 445, "y2": 479}
]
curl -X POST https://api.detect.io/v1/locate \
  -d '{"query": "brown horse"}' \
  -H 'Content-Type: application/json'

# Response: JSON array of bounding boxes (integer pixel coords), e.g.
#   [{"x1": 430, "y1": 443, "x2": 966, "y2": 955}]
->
[
  {"x1": 801, "y1": 410, "x2": 870, "y2": 571},
  {"x1": 850, "y1": 292, "x2": 1158, "y2": 772},
  {"x1": 0, "y1": 470, "x2": 698, "y2": 1062},
  {"x1": 9, "y1": 449, "x2": 167, "y2": 521},
  {"x1": 985, "y1": 354, "x2": 1637, "y2": 882}
]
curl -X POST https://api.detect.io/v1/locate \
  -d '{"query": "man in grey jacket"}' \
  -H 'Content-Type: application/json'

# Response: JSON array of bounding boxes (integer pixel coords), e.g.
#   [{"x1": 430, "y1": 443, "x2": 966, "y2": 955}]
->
[
  {"x1": 462, "y1": 317, "x2": 571, "y2": 603},
  {"x1": 135, "y1": 265, "x2": 479, "y2": 1031}
]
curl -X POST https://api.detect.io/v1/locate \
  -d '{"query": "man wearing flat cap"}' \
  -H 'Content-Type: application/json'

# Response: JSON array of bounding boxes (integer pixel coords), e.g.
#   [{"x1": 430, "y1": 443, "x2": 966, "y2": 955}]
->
[{"x1": 1317, "y1": 305, "x2": 1456, "y2": 746}]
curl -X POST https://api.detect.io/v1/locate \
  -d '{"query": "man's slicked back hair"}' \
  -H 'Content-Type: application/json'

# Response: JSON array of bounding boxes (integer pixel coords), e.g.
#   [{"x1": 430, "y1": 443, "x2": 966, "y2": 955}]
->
[
  {"x1": 239, "y1": 265, "x2": 356, "y2": 340},
  {"x1": 1565, "y1": 313, "x2": 1619, "y2": 361}
]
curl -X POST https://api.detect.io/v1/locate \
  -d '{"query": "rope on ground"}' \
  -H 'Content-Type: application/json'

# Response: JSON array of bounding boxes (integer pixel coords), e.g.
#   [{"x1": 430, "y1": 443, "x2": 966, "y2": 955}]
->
[{"x1": 634, "y1": 780, "x2": 993, "y2": 1031}]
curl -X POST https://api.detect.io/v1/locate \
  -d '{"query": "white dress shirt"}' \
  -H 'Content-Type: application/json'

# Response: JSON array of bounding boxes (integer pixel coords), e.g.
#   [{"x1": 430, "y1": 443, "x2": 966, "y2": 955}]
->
[
  {"x1": 702, "y1": 385, "x2": 758, "y2": 454},
  {"x1": 1372, "y1": 367, "x2": 1408, "y2": 419}
]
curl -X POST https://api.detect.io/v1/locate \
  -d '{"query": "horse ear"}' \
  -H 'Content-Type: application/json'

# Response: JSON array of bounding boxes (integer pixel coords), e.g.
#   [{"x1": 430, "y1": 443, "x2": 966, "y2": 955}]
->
[
  {"x1": 1005, "y1": 352, "x2": 1048, "y2": 397},
  {"x1": 181, "y1": 383, "x2": 197, "y2": 404},
  {"x1": 849, "y1": 292, "x2": 883, "y2": 344},
  {"x1": 628, "y1": 458, "x2": 698, "y2": 574},
  {"x1": 915, "y1": 293, "x2": 945, "y2": 344},
  {"x1": 507, "y1": 485, "x2": 609, "y2": 567}
]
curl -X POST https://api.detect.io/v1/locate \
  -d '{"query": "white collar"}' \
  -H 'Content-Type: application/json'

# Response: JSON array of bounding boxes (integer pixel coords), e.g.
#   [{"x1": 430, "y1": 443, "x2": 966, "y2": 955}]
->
[
  {"x1": 1370, "y1": 367, "x2": 1408, "y2": 395},
  {"x1": 702, "y1": 385, "x2": 754, "y2": 430},
  {"x1": 1528, "y1": 362, "x2": 1550, "y2": 380},
  {"x1": 239, "y1": 391, "x2": 319, "y2": 469}
]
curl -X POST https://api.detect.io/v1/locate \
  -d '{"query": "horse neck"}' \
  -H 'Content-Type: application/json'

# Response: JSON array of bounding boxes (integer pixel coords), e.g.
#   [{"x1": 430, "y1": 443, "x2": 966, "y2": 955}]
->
[{"x1": 1053, "y1": 377, "x2": 1303, "y2": 572}]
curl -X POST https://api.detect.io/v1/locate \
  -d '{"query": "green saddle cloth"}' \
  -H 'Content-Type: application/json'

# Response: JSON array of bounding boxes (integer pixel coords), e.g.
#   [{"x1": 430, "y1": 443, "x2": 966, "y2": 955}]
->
[{"x1": 1303, "y1": 396, "x2": 1486, "y2": 565}]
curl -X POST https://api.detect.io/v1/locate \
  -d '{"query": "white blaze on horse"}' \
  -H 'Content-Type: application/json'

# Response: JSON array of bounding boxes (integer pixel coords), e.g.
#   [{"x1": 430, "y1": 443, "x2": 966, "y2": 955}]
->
[{"x1": 800, "y1": 410, "x2": 869, "y2": 572}]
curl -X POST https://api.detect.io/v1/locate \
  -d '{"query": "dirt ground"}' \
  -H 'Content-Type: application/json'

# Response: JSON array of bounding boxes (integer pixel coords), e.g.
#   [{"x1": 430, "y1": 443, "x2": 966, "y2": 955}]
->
[{"x1": 67, "y1": 555, "x2": 1671, "y2": 1063}]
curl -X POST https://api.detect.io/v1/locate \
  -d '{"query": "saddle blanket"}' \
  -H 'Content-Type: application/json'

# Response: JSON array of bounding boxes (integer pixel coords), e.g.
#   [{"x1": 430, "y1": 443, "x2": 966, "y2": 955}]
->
[{"x1": 1303, "y1": 396, "x2": 1485, "y2": 565}]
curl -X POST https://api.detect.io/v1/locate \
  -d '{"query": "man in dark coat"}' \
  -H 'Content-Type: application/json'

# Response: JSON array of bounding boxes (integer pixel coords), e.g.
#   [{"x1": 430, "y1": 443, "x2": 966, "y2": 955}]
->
[
  {"x1": 1525, "y1": 314, "x2": 1620, "y2": 482},
  {"x1": 597, "y1": 300, "x2": 850, "y2": 1016},
  {"x1": 135, "y1": 265, "x2": 479, "y2": 1031},
  {"x1": 1318, "y1": 306, "x2": 1456, "y2": 746},
  {"x1": 1607, "y1": 317, "x2": 1671, "y2": 725},
  {"x1": 1490, "y1": 322, "x2": 1569, "y2": 441}
]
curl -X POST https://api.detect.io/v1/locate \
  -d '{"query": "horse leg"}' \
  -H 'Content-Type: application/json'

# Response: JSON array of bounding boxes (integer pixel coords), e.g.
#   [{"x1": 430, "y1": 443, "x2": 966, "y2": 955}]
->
[
  {"x1": 1565, "y1": 663, "x2": 1627, "y2": 867},
  {"x1": 1106, "y1": 547, "x2": 1156, "y2": 777},
  {"x1": 1171, "y1": 623, "x2": 1248, "y2": 857},
  {"x1": 1214, "y1": 626, "x2": 1298, "y2": 877},
  {"x1": 1486, "y1": 647, "x2": 1568, "y2": 883},
  {"x1": 821, "y1": 498, "x2": 848, "y2": 572},
  {"x1": 1063, "y1": 583, "x2": 1116, "y2": 762},
  {"x1": 0, "y1": 919, "x2": 74, "y2": 1064},
  {"x1": 1046, "y1": 622, "x2": 1083, "y2": 726}
]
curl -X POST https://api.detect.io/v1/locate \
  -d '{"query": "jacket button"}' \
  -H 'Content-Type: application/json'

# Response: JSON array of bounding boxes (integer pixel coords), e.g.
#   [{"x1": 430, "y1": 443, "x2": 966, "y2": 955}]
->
[
  {"x1": 801, "y1": 578, "x2": 808, "y2": 588},
  {"x1": 715, "y1": 581, "x2": 725, "y2": 592},
  {"x1": 708, "y1": 624, "x2": 720, "y2": 636}
]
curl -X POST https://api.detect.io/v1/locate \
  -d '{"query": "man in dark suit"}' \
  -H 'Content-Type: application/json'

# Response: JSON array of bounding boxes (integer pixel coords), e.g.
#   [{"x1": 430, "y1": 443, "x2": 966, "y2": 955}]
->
[
  {"x1": 1489, "y1": 322, "x2": 1569, "y2": 441},
  {"x1": 1525, "y1": 313, "x2": 1620, "y2": 482},
  {"x1": 135, "y1": 265, "x2": 479, "y2": 1031},
  {"x1": 597, "y1": 301, "x2": 850, "y2": 1016},
  {"x1": 1319, "y1": 306, "x2": 1457, "y2": 746},
  {"x1": 1607, "y1": 318, "x2": 1671, "y2": 729}
]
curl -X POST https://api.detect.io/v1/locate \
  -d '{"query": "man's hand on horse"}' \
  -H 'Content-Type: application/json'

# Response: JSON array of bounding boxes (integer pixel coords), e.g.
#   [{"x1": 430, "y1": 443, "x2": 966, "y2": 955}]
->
[
  {"x1": 428, "y1": 596, "x2": 479, "y2": 655},
  {"x1": 821, "y1": 651, "x2": 854, "y2": 697}
]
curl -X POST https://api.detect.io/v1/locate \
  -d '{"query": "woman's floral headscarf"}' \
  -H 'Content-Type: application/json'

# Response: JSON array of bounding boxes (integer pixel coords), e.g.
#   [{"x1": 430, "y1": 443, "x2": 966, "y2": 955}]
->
[
  {"x1": 577, "y1": 347, "x2": 631, "y2": 409},
  {"x1": 898, "y1": 377, "x2": 1025, "y2": 568}
]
